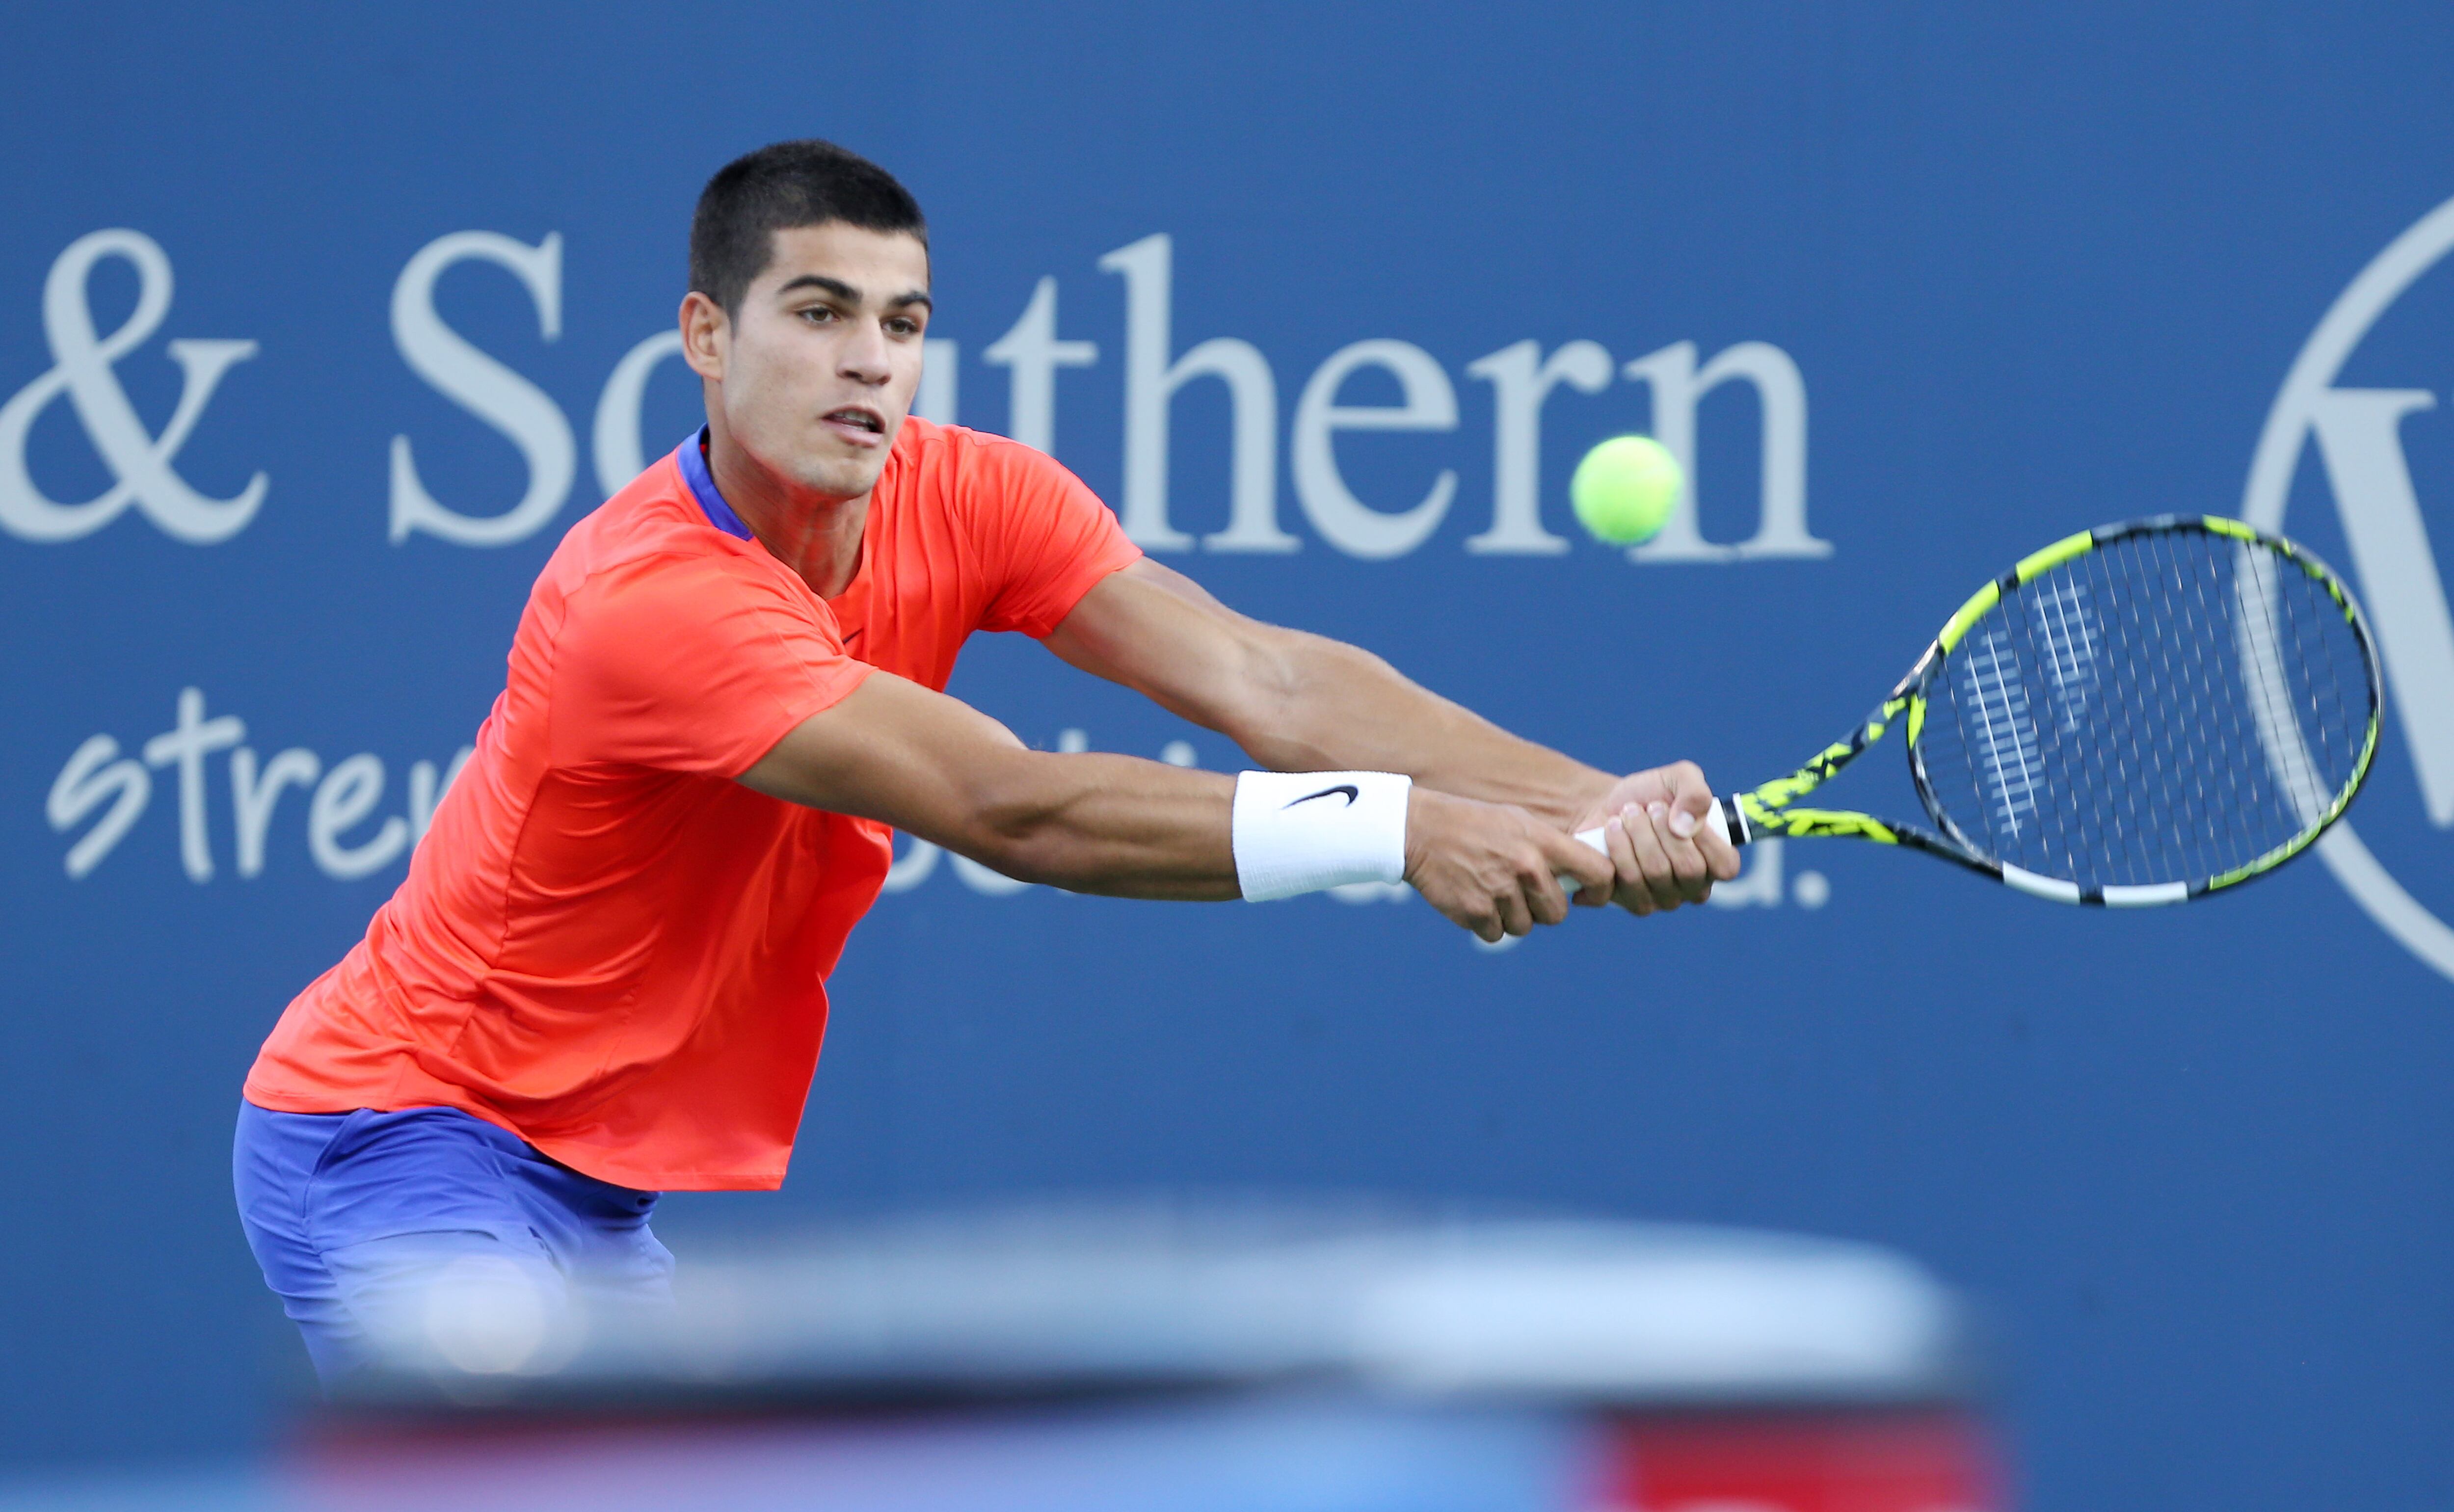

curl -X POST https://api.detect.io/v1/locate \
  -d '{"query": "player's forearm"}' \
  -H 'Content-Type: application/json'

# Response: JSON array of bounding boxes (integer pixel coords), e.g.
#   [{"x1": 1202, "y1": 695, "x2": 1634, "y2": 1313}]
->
[
  {"x1": 740, "y1": 675, "x2": 1242, "y2": 899},
  {"x1": 979, "y1": 759, "x2": 1620, "y2": 936},
  {"x1": 744, "y1": 670, "x2": 1626, "y2": 935},
  {"x1": 1223, "y1": 630, "x2": 1616, "y2": 831},
  {"x1": 958, "y1": 751, "x2": 1241, "y2": 899}
]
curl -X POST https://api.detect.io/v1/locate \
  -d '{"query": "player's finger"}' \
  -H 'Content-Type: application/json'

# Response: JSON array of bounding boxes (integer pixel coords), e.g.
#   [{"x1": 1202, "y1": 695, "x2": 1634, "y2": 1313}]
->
[
  {"x1": 1444, "y1": 894, "x2": 1503, "y2": 942},
  {"x1": 1533, "y1": 824, "x2": 1609, "y2": 919},
  {"x1": 1622, "y1": 803, "x2": 1684, "y2": 911},
  {"x1": 1658, "y1": 760, "x2": 1714, "y2": 824},
  {"x1": 1604, "y1": 811, "x2": 1655, "y2": 916},
  {"x1": 1649, "y1": 800, "x2": 1712, "y2": 905},
  {"x1": 1683, "y1": 794, "x2": 1743, "y2": 882},
  {"x1": 1524, "y1": 860, "x2": 1572, "y2": 927},
  {"x1": 1535, "y1": 823, "x2": 1613, "y2": 908},
  {"x1": 1495, "y1": 883, "x2": 1534, "y2": 938},
  {"x1": 1526, "y1": 877, "x2": 1567, "y2": 927}
]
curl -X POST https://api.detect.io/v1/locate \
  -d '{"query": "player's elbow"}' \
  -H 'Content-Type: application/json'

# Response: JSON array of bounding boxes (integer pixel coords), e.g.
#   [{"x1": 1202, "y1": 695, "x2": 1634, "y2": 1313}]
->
[
  {"x1": 1217, "y1": 630, "x2": 1385, "y2": 760},
  {"x1": 960, "y1": 815, "x2": 1070, "y2": 889},
  {"x1": 948, "y1": 764, "x2": 1092, "y2": 888},
  {"x1": 1189, "y1": 626, "x2": 1285, "y2": 731}
]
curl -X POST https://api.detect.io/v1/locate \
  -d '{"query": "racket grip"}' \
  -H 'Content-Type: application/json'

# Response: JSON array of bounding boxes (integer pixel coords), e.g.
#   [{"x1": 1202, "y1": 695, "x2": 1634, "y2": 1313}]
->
[{"x1": 1555, "y1": 797, "x2": 1742, "y2": 894}]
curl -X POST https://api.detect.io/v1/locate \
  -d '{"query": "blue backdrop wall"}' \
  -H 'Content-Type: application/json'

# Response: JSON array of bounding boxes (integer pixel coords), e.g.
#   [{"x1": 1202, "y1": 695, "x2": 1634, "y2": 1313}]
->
[{"x1": 3, "y1": 6, "x2": 2452, "y2": 1511}]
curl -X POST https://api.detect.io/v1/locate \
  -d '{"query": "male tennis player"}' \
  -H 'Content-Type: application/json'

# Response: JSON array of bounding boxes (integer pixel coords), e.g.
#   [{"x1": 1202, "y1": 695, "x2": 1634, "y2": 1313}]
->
[{"x1": 234, "y1": 140, "x2": 1740, "y2": 1381}]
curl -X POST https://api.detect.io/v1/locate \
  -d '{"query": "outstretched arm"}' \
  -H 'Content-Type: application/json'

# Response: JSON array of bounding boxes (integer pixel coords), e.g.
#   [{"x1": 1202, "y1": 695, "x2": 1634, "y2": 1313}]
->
[
  {"x1": 737, "y1": 670, "x2": 1615, "y2": 940},
  {"x1": 1040, "y1": 559, "x2": 1741, "y2": 913}
]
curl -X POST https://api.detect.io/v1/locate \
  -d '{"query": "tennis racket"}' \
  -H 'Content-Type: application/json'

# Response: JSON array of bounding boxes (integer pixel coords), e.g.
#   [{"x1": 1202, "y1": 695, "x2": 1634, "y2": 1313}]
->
[{"x1": 1574, "y1": 516, "x2": 2383, "y2": 906}]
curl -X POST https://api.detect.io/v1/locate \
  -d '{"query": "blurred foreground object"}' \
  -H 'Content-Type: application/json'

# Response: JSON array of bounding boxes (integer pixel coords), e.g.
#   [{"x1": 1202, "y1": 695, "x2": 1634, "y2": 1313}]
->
[{"x1": 288, "y1": 1201, "x2": 2005, "y2": 1512}]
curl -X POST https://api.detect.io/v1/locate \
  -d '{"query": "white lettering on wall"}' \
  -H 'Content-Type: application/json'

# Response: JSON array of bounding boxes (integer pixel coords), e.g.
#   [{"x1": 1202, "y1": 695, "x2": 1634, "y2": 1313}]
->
[
  {"x1": 310, "y1": 755, "x2": 408, "y2": 879},
  {"x1": 1623, "y1": 340, "x2": 1829, "y2": 562},
  {"x1": 2, "y1": 227, "x2": 1828, "y2": 565},
  {"x1": 141, "y1": 687, "x2": 244, "y2": 882},
  {"x1": 1292, "y1": 339, "x2": 1460, "y2": 560},
  {"x1": 1463, "y1": 340, "x2": 1613, "y2": 556},
  {"x1": 913, "y1": 338, "x2": 960, "y2": 425},
  {"x1": 46, "y1": 689, "x2": 472, "y2": 883},
  {"x1": 983, "y1": 277, "x2": 1095, "y2": 452},
  {"x1": 1703, "y1": 839, "x2": 1832, "y2": 909},
  {"x1": 409, "y1": 749, "x2": 476, "y2": 843},
  {"x1": 592, "y1": 329, "x2": 686, "y2": 498},
  {"x1": 46, "y1": 736, "x2": 151, "y2": 879},
  {"x1": 950, "y1": 852, "x2": 1033, "y2": 895},
  {"x1": 0, "y1": 229, "x2": 266, "y2": 545},
  {"x1": 232, "y1": 746, "x2": 320, "y2": 878},
  {"x1": 389, "y1": 231, "x2": 576, "y2": 546},
  {"x1": 1098, "y1": 234, "x2": 1292, "y2": 553},
  {"x1": 881, "y1": 833, "x2": 941, "y2": 894},
  {"x1": 1708, "y1": 837, "x2": 1785, "y2": 907},
  {"x1": 878, "y1": 836, "x2": 1031, "y2": 895}
]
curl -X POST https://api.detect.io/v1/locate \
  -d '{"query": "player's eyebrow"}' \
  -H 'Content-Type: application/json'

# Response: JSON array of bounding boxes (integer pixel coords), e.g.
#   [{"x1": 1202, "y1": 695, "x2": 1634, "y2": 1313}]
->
[
  {"x1": 773, "y1": 274, "x2": 932, "y2": 313},
  {"x1": 774, "y1": 273, "x2": 860, "y2": 303}
]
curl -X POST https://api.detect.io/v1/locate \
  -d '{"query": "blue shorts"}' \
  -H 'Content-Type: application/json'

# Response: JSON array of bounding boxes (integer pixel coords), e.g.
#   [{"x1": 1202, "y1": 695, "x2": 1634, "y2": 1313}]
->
[{"x1": 232, "y1": 1101, "x2": 675, "y2": 1385}]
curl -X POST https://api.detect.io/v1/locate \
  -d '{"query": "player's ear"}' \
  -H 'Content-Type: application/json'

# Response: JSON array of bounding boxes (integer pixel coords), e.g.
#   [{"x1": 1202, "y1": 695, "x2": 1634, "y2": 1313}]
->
[{"x1": 679, "y1": 292, "x2": 729, "y2": 381}]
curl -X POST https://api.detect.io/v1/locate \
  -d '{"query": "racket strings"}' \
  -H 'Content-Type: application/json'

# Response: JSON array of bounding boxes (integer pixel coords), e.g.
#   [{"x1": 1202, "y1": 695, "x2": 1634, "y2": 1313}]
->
[{"x1": 1917, "y1": 529, "x2": 2370, "y2": 889}]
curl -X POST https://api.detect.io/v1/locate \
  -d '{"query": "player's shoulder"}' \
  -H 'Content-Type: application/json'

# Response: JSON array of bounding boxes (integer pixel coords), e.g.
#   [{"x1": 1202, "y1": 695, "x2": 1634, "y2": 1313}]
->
[
  {"x1": 532, "y1": 452, "x2": 802, "y2": 624},
  {"x1": 885, "y1": 416, "x2": 1094, "y2": 538},
  {"x1": 889, "y1": 416, "x2": 1078, "y2": 495},
  {"x1": 557, "y1": 453, "x2": 720, "y2": 564}
]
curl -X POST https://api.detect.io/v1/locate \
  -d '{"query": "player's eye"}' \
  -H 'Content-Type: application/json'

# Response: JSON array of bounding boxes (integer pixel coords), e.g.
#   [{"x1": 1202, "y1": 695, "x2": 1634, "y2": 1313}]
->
[
  {"x1": 885, "y1": 317, "x2": 920, "y2": 337},
  {"x1": 798, "y1": 305, "x2": 838, "y2": 325}
]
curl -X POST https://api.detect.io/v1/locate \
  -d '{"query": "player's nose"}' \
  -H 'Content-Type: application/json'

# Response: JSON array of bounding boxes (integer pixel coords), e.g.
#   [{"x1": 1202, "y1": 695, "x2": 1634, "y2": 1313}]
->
[{"x1": 837, "y1": 318, "x2": 894, "y2": 384}]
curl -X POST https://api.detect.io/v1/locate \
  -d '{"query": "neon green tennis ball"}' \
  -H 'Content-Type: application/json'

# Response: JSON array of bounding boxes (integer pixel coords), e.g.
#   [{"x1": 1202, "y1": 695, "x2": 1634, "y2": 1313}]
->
[{"x1": 1570, "y1": 435, "x2": 1682, "y2": 545}]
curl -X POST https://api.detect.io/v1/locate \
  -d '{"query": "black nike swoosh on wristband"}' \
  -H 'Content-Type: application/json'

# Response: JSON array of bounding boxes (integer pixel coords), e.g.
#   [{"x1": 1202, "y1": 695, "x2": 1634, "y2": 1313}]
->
[{"x1": 1284, "y1": 784, "x2": 1361, "y2": 809}]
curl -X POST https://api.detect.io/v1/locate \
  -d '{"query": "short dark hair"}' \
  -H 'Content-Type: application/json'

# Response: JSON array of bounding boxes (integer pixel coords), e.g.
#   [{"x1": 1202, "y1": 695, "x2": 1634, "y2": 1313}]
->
[{"x1": 689, "y1": 140, "x2": 928, "y2": 315}]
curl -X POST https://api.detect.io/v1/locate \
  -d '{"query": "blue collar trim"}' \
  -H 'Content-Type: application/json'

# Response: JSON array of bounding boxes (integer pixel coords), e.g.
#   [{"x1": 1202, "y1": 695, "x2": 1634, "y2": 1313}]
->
[{"x1": 676, "y1": 426, "x2": 754, "y2": 541}]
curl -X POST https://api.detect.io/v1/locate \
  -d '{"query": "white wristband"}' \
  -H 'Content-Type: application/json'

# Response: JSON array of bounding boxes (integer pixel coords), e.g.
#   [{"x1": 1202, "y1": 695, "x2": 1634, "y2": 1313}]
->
[{"x1": 1231, "y1": 770, "x2": 1412, "y2": 902}]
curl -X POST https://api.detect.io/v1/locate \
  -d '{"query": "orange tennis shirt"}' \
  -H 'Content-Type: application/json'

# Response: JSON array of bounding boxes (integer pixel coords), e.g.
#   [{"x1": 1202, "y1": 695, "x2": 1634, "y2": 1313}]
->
[{"x1": 244, "y1": 418, "x2": 1141, "y2": 1191}]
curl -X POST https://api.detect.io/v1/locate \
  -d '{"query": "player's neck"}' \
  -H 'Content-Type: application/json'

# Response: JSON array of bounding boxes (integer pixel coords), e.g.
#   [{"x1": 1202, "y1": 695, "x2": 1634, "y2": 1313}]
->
[{"x1": 706, "y1": 429, "x2": 869, "y2": 600}]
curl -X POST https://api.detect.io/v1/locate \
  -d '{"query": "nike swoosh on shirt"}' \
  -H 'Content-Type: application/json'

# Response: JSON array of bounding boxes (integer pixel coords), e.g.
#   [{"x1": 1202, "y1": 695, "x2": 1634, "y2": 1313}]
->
[{"x1": 1284, "y1": 784, "x2": 1360, "y2": 809}]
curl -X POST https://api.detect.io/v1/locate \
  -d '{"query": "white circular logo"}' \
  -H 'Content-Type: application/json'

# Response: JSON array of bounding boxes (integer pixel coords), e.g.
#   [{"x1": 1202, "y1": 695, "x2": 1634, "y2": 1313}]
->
[{"x1": 2243, "y1": 194, "x2": 2454, "y2": 982}]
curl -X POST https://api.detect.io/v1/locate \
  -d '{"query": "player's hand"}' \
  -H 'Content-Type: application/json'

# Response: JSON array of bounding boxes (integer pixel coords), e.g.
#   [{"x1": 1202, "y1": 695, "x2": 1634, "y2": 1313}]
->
[
  {"x1": 1574, "y1": 761, "x2": 1743, "y2": 915},
  {"x1": 1405, "y1": 789, "x2": 1616, "y2": 943}
]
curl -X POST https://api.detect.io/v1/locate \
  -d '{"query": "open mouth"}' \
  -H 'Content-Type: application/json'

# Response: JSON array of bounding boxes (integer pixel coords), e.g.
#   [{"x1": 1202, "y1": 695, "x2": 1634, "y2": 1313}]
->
[{"x1": 822, "y1": 406, "x2": 886, "y2": 440}]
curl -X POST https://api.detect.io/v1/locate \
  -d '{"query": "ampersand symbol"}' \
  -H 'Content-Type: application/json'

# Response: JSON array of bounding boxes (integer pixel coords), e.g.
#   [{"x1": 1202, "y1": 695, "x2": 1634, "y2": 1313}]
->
[{"x1": 0, "y1": 229, "x2": 266, "y2": 543}]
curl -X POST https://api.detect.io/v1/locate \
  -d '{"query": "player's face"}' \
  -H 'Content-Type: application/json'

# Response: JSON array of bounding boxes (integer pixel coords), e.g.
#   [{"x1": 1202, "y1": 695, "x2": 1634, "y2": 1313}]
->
[{"x1": 699, "y1": 222, "x2": 931, "y2": 502}]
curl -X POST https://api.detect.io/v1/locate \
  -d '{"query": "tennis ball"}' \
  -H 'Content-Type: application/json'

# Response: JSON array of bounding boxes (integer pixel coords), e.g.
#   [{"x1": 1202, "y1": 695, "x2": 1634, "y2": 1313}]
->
[{"x1": 1570, "y1": 435, "x2": 1682, "y2": 546}]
